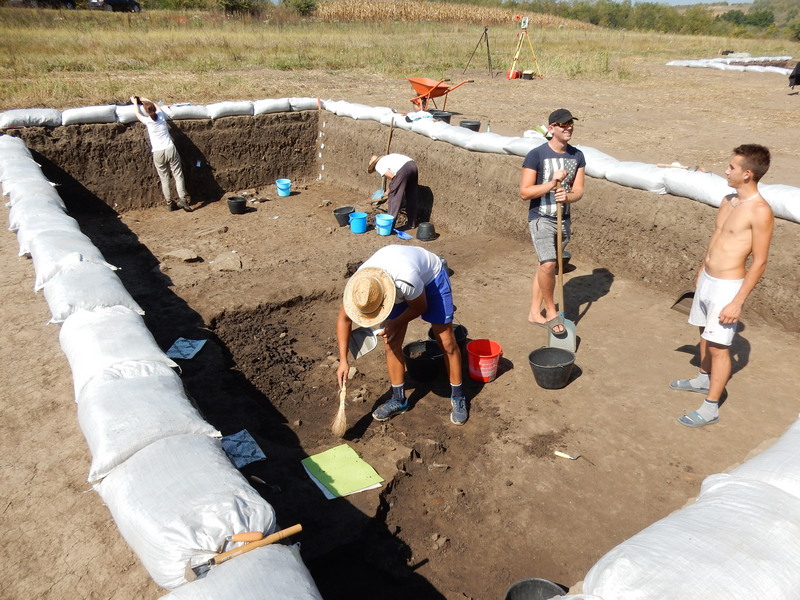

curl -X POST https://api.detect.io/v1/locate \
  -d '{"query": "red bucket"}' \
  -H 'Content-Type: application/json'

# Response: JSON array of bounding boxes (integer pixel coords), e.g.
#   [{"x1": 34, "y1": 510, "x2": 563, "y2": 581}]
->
[{"x1": 466, "y1": 339, "x2": 503, "y2": 383}]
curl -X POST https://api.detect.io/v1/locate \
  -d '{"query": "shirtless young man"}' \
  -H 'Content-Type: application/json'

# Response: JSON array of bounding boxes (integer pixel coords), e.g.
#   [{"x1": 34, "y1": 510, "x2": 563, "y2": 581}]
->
[{"x1": 670, "y1": 144, "x2": 774, "y2": 428}]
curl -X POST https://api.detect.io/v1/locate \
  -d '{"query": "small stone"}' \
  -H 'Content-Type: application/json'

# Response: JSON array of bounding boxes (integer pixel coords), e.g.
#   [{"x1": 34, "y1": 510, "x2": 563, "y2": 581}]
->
[
  {"x1": 163, "y1": 248, "x2": 201, "y2": 262},
  {"x1": 293, "y1": 420, "x2": 302, "y2": 427},
  {"x1": 347, "y1": 366, "x2": 357, "y2": 379},
  {"x1": 505, "y1": 480, "x2": 513, "y2": 486}
]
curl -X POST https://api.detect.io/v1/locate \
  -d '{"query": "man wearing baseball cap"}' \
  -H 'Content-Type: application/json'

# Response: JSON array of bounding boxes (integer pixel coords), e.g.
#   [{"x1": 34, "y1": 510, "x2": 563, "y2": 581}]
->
[
  {"x1": 335, "y1": 244, "x2": 467, "y2": 425},
  {"x1": 520, "y1": 108, "x2": 586, "y2": 335}
]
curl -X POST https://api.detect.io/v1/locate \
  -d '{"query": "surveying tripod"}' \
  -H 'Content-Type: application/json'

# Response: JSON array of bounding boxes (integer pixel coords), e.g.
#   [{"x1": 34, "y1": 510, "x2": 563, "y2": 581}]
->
[
  {"x1": 464, "y1": 26, "x2": 493, "y2": 77},
  {"x1": 508, "y1": 18, "x2": 542, "y2": 79}
]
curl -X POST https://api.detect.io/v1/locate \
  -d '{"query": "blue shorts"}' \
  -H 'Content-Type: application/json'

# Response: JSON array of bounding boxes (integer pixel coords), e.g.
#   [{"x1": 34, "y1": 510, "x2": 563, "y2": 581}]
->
[{"x1": 388, "y1": 268, "x2": 454, "y2": 324}]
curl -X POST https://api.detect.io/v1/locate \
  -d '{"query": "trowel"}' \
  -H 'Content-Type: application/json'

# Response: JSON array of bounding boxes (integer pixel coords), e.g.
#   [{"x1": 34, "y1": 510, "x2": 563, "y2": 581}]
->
[
  {"x1": 349, "y1": 327, "x2": 384, "y2": 360},
  {"x1": 548, "y1": 193, "x2": 577, "y2": 353}
]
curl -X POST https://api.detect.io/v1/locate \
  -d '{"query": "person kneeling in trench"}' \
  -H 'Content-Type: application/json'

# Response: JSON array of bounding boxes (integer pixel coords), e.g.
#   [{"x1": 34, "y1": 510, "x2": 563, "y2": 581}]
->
[
  {"x1": 335, "y1": 245, "x2": 467, "y2": 425},
  {"x1": 368, "y1": 154, "x2": 419, "y2": 229}
]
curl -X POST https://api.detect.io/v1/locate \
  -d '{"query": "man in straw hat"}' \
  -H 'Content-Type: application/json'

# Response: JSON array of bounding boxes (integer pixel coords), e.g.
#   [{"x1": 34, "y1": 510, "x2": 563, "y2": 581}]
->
[
  {"x1": 368, "y1": 153, "x2": 419, "y2": 229},
  {"x1": 335, "y1": 245, "x2": 467, "y2": 424},
  {"x1": 520, "y1": 108, "x2": 585, "y2": 335}
]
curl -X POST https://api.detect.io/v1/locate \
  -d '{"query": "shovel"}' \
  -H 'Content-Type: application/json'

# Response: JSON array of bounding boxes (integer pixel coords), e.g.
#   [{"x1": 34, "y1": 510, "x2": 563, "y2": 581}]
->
[
  {"x1": 670, "y1": 289, "x2": 695, "y2": 315},
  {"x1": 349, "y1": 327, "x2": 384, "y2": 360},
  {"x1": 185, "y1": 524, "x2": 302, "y2": 582},
  {"x1": 548, "y1": 190, "x2": 577, "y2": 353},
  {"x1": 372, "y1": 118, "x2": 395, "y2": 205}
]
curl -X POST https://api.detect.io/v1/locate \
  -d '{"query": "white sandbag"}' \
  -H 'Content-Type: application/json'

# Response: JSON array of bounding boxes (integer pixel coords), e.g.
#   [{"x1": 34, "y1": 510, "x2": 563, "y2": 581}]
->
[
  {"x1": 0, "y1": 134, "x2": 33, "y2": 158},
  {"x1": 410, "y1": 118, "x2": 450, "y2": 140},
  {"x1": 354, "y1": 105, "x2": 395, "y2": 122},
  {"x1": 28, "y1": 228, "x2": 116, "y2": 290},
  {"x1": 8, "y1": 193, "x2": 68, "y2": 233},
  {"x1": 389, "y1": 115, "x2": 414, "y2": 131},
  {"x1": 3, "y1": 178, "x2": 61, "y2": 205},
  {"x1": 115, "y1": 104, "x2": 139, "y2": 124},
  {"x1": 465, "y1": 132, "x2": 512, "y2": 154},
  {"x1": 94, "y1": 434, "x2": 276, "y2": 590},
  {"x1": 759, "y1": 183, "x2": 800, "y2": 224},
  {"x1": 29, "y1": 229, "x2": 117, "y2": 291},
  {"x1": 160, "y1": 544, "x2": 323, "y2": 600},
  {"x1": 583, "y1": 474, "x2": 800, "y2": 600},
  {"x1": 61, "y1": 105, "x2": 118, "y2": 125},
  {"x1": 288, "y1": 97, "x2": 319, "y2": 112},
  {"x1": 433, "y1": 123, "x2": 475, "y2": 147},
  {"x1": 207, "y1": 101, "x2": 254, "y2": 120},
  {"x1": 0, "y1": 108, "x2": 62, "y2": 129},
  {"x1": 43, "y1": 261, "x2": 145, "y2": 324},
  {"x1": 333, "y1": 102, "x2": 372, "y2": 119},
  {"x1": 78, "y1": 362, "x2": 219, "y2": 482},
  {"x1": 163, "y1": 104, "x2": 210, "y2": 121},
  {"x1": 14, "y1": 208, "x2": 78, "y2": 255},
  {"x1": 253, "y1": 98, "x2": 292, "y2": 115},
  {"x1": 0, "y1": 155, "x2": 42, "y2": 182},
  {"x1": 59, "y1": 306, "x2": 178, "y2": 397},
  {"x1": 728, "y1": 415, "x2": 800, "y2": 500},
  {"x1": 503, "y1": 136, "x2": 546, "y2": 158},
  {"x1": 604, "y1": 161, "x2": 668, "y2": 194},
  {"x1": 662, "y1": 168, "x2": 730, "y2": 208},
  {"x1": 575, "y1": 145, "x2": 620, "y2": 179}
]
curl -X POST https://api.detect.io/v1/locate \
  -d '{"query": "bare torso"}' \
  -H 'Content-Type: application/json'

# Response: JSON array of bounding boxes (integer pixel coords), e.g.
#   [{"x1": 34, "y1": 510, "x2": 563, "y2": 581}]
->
[{"x1": 703, "y1": 194, "x2": 772, "y2": 280}]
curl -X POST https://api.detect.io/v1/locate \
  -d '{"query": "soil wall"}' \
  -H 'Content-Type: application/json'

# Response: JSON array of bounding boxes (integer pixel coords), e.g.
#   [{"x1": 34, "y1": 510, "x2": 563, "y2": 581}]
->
[
  {"x1": 10, "y1": 112, "x2": 798, "y2": 331},
  {"x1": 14, "y1": 111, "x2": 318, "y2": 210}
]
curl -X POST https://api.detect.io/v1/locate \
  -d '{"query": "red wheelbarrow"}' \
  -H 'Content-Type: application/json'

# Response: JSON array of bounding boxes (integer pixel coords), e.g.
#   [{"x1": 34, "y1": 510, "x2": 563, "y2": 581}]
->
[{"x1": 408, "y1": 77, "x2": 473, "y2": 111}]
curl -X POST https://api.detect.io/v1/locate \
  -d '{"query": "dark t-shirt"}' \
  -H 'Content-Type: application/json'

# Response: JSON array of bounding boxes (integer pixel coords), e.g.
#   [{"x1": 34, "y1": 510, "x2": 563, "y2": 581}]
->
[{"x1": 522, "y1": 143, "x2": 586, "y2": 220}]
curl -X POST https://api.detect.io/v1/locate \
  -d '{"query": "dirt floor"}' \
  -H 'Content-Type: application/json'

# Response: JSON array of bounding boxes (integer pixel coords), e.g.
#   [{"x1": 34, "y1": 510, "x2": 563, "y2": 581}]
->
[{"x1": 2, "y1": 60, "x2": 800, "y2": 600}]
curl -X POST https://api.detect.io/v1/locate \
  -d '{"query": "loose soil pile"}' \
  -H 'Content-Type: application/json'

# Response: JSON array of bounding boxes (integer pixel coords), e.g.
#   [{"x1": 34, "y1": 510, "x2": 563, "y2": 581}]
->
[{"x1": 2, "y1": 62, "x2": 799, "y2": 600}]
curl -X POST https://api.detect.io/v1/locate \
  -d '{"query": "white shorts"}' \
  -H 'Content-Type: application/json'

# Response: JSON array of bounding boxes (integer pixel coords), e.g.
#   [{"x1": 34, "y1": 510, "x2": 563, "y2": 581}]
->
[{"x1": 688, "y1": 269, "x2": 744, "y2": 347}]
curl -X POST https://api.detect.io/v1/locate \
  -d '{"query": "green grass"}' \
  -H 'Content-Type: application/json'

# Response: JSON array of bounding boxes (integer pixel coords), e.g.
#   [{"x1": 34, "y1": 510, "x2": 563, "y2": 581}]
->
[{"x1": 0, "y1": 7, "x2": 797, "y2": 109}]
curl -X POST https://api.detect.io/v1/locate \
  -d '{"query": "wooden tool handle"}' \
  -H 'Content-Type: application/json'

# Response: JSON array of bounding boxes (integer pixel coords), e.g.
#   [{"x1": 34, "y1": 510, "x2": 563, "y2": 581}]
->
[
  {"x1": 211, "y1": 524, "x2": 303, "y2": 566},
  {"x1": 555, "y1": 181, "x2": 565, "y2": 310},
  {"x1": 229, "y1": 531, "x2": 265, "y2": 543}
]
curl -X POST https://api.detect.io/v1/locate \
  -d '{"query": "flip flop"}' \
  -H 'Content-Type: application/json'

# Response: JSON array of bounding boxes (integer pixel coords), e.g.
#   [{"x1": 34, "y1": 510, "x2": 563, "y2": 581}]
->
[
  {"x1": 677, "y1": 411, "x2": 719, "y2": 428},
  {"x1": 545, "y1": 314, "x2": 566, "y2": 336}
]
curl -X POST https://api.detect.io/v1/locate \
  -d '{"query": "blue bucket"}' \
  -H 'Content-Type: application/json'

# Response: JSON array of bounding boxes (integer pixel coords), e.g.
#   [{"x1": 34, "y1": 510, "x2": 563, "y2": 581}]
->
[
  {"x1": 349, "y1": 212, "x2": 368, "y2": 234},
  {"x1": 275, "y1": 178, "x2": 292, "y2": 197},
  {"x1": 375, "y1": 214, "x2": 394, "y2": 236}
]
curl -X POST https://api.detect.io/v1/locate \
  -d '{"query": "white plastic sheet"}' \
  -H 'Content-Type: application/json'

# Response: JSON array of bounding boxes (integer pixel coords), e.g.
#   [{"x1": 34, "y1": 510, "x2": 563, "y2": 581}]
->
[
  {"x1": 94, "y1": 434, "x2": 276, "y2": 590},
  {"x1": 161, "y1": 544, "x2": 323, "y2": 600},
  {"x1": 29, "y1": 229, "x2": 117, "y2": 291},
  {"x1": 59, "y1": 306, "x2": 178, "y2": 397},
  {"x1": 43, "y1": 261, "x2": 145, "y2": 323},
  {"x1": 583, "y1": 474, "x2": 800, "y2": 600},
  {"x1": 78, "y1": 361, "x2": 219, "y2": 481}
]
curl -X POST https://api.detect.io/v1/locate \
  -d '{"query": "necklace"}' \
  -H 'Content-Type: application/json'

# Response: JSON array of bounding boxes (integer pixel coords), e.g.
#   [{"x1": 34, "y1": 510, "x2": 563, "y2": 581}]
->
[{"x1": 730, "y1": 192, "x2": 759, "y2": 208}]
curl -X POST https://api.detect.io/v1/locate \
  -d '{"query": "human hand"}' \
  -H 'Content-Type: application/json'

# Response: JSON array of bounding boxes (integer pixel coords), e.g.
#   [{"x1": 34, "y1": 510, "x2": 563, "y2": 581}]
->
[
  {"x1": 554, "y1": 186, "x2": 568, "y2": 203},
  {"x1": 718, "y1": 302, "x2": 742, "y2": 325},
  {"x1": 336, "y1": 360, "x2": 350, "y2": 388},
  {"x1": 553, "y1": 169, "x2": 568, "y2": 183}
]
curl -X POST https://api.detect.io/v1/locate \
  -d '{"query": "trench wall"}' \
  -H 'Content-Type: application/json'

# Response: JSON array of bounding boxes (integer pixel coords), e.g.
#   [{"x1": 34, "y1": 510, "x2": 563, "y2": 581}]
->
[{"x1": 11, "y1": 111, "x2": 798, "y2": 331}]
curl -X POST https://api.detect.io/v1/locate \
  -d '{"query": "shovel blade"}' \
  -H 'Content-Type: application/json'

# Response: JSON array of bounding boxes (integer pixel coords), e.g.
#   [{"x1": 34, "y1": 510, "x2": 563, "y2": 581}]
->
[
  {"x1": 670, "y1": 289, "x2": 695, "y2": 315},
  {"x1": 547, "y1": 313, "x2": 576, "y2": 353},
  {"x1": 349, "y1": 327, "x2": 378, "y2": 360}
]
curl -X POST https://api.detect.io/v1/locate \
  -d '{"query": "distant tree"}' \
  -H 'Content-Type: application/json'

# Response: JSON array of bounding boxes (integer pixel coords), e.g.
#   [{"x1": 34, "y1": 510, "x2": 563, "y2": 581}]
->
[
  {"x1": 720, "y1": 9, "x2": 747, "y2": 25},
  {"x1": 283, "y1": 0, "x2": 315, "y2": 16},
  {"x1": 746, "y1": 9, "x2": 774, "y2": 27}
]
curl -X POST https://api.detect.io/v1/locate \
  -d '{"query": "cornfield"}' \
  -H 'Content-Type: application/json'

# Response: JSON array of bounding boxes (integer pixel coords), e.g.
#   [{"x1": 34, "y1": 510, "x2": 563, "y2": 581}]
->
[{"x1": 315, "y1": 0, "x2": 596, "y2": 29}]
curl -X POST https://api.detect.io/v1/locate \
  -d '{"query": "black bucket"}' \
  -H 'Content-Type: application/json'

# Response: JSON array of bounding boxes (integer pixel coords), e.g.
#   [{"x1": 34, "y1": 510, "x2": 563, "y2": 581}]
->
[
  {"x1": 227, "y1": 196, "x2": 247, "y2": 214},
  {"x1": 427, "y1": 324, "x2": 468, "y2": 354},
  {"x1": 403, "y1": 340, "x2": 444, "y2": 382},
  {"x1": 429, "y1": 110, "x2": 452, "y2": 124},
  {"x1": 333, "y1": 205, "x2": 355, "y2": 226},
  {"x1": 503, "y1": 577, "x2": 565, "y2": 600},
  {"x1": 459, "y1": 120, "x2": 481, "y2": 132},
  {"x1": 528, "y1": 347, "x2": 576, "y2": 389}
]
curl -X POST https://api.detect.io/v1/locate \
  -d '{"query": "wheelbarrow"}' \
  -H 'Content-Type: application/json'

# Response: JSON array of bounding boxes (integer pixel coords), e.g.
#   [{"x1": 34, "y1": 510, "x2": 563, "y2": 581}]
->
[{"x1": 408, "y1": 77, "x2": 473, "y2": 111}]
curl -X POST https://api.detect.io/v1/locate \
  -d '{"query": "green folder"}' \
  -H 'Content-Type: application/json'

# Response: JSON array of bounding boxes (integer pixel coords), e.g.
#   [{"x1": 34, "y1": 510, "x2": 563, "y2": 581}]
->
[{"x1": 301, "y1": 444, "x2": 384, "y2": 499}]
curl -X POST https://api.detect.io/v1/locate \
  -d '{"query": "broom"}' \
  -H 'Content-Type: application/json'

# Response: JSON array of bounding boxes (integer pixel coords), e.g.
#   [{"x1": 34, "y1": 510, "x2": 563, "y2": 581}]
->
[{"x1": 331, "y1": 381, "x2": 347, "y2": 437}]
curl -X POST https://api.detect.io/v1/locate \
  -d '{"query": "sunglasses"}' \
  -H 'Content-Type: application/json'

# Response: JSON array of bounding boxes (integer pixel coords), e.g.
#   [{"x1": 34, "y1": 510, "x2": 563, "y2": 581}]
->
[{"x1": 553, "y1": 120, "x2": 574, "y2": 128}]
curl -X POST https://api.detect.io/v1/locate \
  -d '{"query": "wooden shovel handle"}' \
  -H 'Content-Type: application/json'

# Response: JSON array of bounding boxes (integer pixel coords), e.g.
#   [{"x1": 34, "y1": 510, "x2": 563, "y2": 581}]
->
[
  {"x1": 555, "y1": 181, "x2": 565, "y2": 310},
  {"x1": 228, "y1": 531, "x2": 264, "y2": 543},
  {"x1": 211, "y1": 524, "x2": 302, "y2": 566}
]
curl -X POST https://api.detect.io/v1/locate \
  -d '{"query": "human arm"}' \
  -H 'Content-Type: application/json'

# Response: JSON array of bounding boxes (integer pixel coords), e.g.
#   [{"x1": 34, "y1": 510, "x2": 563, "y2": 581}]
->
[
  {"x1": 130, "y1": 95, "x2": 150, "y2": 123},
  {"x1": 560, "y1": 166, "x2": 585, "y2": 204},
  {"x1": 717, "y1": 206, "x2": 774, "y2": 324},
  {"x1": 380, "y1": 294, "x2": 426, "y2": 345},
  {"x1": 520, "y1": 167, "x2": 566, "y2": 201},
  {"x1": 335, "y1": 305, "x2": 353, "y2": 388}
]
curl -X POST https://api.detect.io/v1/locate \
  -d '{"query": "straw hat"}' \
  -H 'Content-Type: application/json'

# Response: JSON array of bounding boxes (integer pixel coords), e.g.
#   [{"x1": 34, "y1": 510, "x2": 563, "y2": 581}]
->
[
  {"x1": 343, "y1": 267, "x2": 396, "y2": 328},
  {"x1": 367, "y1": 155, "x2": 380, "y2": 174}
]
